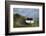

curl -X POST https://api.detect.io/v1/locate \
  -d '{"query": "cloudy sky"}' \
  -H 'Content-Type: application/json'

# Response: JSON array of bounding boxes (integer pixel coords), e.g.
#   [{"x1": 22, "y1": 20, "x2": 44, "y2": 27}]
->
[{"x1": 13, "y1": 8, "x2": 39, "y2": 19}]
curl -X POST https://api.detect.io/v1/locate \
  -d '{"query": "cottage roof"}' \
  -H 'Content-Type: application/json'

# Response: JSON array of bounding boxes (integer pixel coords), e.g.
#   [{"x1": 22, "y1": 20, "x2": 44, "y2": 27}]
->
[{"x1": 26, "y1": 18, "x2": 33, "y2": 20}]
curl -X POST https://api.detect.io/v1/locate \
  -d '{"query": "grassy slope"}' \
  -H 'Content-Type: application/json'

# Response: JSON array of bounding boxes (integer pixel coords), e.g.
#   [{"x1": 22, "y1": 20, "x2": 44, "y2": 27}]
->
[{"x1": 13, "y1": 14, "x2": 39, "y2": 28}]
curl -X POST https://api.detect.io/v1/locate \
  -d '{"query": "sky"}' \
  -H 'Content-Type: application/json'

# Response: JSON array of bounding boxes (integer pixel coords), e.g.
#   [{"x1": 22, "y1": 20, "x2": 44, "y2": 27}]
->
[{"x1": 13, "y1": 8, "x2": 39, "y2": 19}]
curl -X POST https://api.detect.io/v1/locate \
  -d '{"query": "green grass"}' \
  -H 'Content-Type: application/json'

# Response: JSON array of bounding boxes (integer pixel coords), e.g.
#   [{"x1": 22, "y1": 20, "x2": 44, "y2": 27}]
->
[{"x1": 13, "y1": 14, "x2": 39, "y2": 28}]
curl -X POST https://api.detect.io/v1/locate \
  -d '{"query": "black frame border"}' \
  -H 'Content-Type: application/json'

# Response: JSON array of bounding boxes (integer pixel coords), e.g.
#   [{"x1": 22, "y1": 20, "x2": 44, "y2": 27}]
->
[{"x1": 5, "y1": 1, "x2": 45, "y2": 35}]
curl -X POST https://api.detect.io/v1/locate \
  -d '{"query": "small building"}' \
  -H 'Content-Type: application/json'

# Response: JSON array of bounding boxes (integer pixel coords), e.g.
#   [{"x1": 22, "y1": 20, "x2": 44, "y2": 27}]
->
[{"x1": 25, "y1": 18, "x2": 34, "y2": 24}]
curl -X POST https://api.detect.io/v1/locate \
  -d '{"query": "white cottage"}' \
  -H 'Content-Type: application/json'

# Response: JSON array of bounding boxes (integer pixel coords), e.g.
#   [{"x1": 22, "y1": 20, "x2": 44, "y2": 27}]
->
[{"x1": 25, "y1": 18, "x2": 34, "y2": 24}]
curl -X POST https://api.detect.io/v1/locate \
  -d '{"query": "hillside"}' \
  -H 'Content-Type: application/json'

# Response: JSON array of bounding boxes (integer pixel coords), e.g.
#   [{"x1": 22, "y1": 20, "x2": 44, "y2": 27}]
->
[{"x1": 13, "y1": 14, "x2": 39, "y2": 28}]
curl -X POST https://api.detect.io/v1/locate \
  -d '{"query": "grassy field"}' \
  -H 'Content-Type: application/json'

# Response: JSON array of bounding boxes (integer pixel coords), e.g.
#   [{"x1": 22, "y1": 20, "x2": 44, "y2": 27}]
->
[{"x1": 13, "y1": 14, "x2": 39, "y2": 28}]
